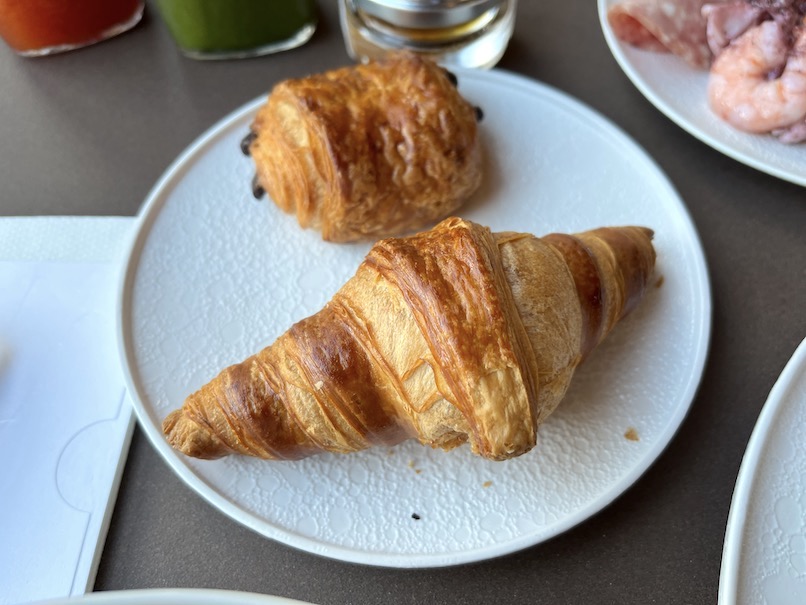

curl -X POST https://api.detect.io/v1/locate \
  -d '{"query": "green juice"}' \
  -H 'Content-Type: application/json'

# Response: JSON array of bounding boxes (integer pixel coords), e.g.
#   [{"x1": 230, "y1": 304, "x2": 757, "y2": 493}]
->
[{"x1": 156, "y1": 0, "x2": 317, "y2": 57}]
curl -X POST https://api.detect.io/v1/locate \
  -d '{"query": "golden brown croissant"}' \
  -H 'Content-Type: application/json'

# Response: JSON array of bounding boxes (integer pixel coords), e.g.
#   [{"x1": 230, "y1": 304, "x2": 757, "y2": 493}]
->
[
  {"x1": 163, "y1": 218, "x2": 656, "y2": 462},
  {"x1": 244, "y1": 52, "x2": 483, "y2": 243}
]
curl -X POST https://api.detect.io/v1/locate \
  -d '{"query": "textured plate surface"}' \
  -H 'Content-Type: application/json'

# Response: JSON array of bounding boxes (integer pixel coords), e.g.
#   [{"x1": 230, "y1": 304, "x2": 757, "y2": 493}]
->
[
  {"x1": 32, "y1": 589, "x2": 314, "y2": 605},
  {"x1": 118, "y1": 67, "x2": 711, "y2": 567},
  {"x1": 598, "y1": 0, "x2": 806, "y2": 187},
  {"x1": 720, "y1": 337, "x2": 806, "y2": 604}
]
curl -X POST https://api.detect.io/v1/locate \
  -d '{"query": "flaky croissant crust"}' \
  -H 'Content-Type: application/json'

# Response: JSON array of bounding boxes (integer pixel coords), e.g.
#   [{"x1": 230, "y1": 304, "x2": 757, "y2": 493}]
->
[
  {"x1": 164, "y1": 218, "x2": 656, "y2": 462},
  {"x1": 248, "y1": 52, "x2": 483, "y2": 242}
]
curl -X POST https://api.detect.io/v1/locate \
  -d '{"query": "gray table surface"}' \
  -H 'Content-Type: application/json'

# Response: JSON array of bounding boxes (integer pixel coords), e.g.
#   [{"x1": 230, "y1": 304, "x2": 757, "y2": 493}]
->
[{"x1": 2, "y1": 1, "x2": 805, "y2": 603}]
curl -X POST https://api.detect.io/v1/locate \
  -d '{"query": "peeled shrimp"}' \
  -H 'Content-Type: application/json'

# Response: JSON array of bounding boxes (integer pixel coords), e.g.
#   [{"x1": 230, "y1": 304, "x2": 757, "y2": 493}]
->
[{"x1": 708, "y1": 19, "x2": 806, "y2": 134}]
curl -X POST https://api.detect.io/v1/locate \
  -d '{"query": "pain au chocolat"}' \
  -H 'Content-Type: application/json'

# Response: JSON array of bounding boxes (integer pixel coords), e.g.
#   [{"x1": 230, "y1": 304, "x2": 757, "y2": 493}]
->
[{"x1": 243, "y1": 52, "x2": 483, "y2": 243}]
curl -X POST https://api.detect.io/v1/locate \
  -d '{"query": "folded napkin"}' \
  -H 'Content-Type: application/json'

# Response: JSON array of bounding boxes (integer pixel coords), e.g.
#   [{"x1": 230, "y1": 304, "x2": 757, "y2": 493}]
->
[{"x1": 0, "y1": 216, "x2": 135, "y2": 605}]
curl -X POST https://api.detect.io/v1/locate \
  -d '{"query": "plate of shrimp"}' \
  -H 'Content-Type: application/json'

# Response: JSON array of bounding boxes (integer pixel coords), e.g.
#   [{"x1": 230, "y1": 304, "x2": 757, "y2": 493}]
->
[{"x1": 598, "y1": 0, "x2": 806, "y2": 187}]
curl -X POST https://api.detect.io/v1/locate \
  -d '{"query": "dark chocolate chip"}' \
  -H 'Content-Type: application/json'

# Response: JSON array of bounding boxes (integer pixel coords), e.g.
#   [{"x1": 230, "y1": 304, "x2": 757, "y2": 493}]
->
[
  {"x1": 251, "y1": 174, "x2": 265, "y2": 199},
  {"x1": 240, "y1": 130, "x2": 257, "y2": 156},
  {"x1": 443, "y1": 69, "x2": 458, "y2": 87},
  {"x1": 475, "y1": 106, "x2": 484, "y2": 122},
  {"x1": 411, "y1": 513, "x2": 421, "y2": 520}
]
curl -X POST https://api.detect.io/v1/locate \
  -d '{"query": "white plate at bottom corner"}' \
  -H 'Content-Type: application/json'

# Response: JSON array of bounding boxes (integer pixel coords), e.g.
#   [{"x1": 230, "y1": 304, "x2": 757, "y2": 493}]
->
[
  {"x1": 118, "y1": 67, "x2": 711, "y2": 568},
  {"x1": 720, "y1": 337, "x2": 806, "y2": 604},
  {"x1": 598, "y1": 0, "x2": 806, "y2": 187},
  {"x1": 31, "y1": 589, "x2": 315, "y2": 605}
]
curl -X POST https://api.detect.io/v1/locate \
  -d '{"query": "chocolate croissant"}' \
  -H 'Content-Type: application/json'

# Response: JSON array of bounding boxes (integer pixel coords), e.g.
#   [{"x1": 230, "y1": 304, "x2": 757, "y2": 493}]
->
[
  {"x1": 244, "y1": 52, "x2": 483, "y2": 243},
  {"x1": 164, "y1": 218, "x2": 656, "y2": 462}
]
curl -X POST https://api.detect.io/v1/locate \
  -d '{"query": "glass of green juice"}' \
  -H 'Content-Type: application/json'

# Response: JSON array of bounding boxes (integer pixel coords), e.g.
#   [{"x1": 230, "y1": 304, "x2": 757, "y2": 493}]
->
[{"x1": 155, "y1": 0, "x2": 317, "y2": 59}]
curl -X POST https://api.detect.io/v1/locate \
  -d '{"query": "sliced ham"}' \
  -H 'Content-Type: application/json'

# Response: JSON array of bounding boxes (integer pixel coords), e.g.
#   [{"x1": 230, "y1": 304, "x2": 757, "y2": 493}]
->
[{"x1": 607, "y1": 0, "x2": 726, "y2": 69}]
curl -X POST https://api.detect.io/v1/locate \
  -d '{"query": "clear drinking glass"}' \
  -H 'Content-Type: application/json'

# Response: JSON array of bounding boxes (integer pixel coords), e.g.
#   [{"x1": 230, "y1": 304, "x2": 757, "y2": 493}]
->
[
  {"x1": 154, "y1": 0, "x2": 318, "y2": 60},
  {"x1": 0, "y1": 0, "x2": 144, "y2": 57}
]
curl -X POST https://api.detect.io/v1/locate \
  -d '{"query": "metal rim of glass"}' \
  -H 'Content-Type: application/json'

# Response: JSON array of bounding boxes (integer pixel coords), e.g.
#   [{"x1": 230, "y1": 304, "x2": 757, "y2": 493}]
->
[{"x1": 352, "y1": 0, "x2": 502, "y2": 29}]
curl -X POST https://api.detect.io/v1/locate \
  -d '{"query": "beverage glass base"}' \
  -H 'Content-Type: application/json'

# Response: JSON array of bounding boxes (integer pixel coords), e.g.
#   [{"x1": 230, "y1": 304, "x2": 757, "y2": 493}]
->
[
  {"x1": 155, "y1": 0, "x2": 317, "y2": 62},
  {"x1": 3, "y1": 1, "x2": 143, "y2": 57},
  {"x1": 178, "y1": 22, "x2": 316, "y2": 61},
  {"x1": 339, "y1": 0, "x2": 516, "y2": 70}
]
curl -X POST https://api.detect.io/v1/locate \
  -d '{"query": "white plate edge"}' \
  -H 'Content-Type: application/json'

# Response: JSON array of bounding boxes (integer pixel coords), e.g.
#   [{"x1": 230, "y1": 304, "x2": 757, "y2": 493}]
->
[
  {"x1": 115, "y1": 67, "x2": 714, "y2": 568},
  {"x1": 30, "y1": 588, "x2": 315, "y2": 605},
  {"x1": 718, "y1": 336, "x2": 806, "y2": 604}
]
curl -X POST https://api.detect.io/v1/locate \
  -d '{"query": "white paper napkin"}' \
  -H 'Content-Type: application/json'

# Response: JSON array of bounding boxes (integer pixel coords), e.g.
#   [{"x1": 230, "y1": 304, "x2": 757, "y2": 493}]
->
[{"x1": 0, "y1": 216, "x2": 135, "y2": 605}]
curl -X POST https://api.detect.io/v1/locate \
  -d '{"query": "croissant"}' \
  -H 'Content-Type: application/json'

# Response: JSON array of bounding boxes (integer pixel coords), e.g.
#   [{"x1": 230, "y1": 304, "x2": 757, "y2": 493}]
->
[
  {"x1": 244, "y1": 51, "x2": 483, "y2": 243},
  {"x1": 163, "y1": 218, "x2": 657, "y2": 461}
]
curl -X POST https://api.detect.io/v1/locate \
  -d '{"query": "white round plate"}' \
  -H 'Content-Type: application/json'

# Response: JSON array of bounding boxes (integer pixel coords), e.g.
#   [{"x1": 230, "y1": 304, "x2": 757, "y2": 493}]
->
[
  {"x1": 720, "y1": 337, "x2": 806, "y2": 604},
  {"x1": 31, "y1": 589, "x2": 313, "y2": 605},
  {"x1": 598, "y1": 0, "x2": 806, "y2": 187},
  {"x1": 118, "y1": 67, "x2": 711, "y2": 568}
]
